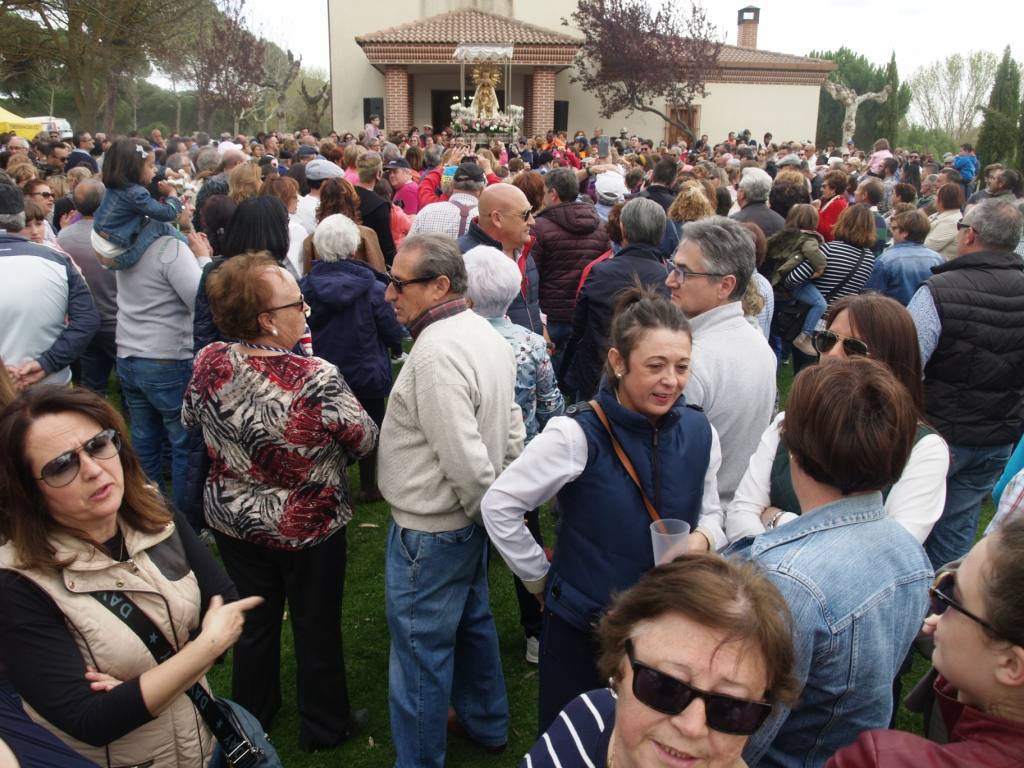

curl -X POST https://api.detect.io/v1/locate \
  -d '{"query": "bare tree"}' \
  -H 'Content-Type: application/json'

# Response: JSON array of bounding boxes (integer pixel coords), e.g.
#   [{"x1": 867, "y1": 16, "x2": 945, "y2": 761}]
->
[
  {"x1": 909, "y1": 51, "x2": 1000, "y2": 142},
  {"x1": 299, "y1": 79, "x2": 331, "y2": 132},
  {"x1": 565, "y1": 0, "x2": 722, "y2": 141},
  {"x1": 822, "y1": 81, "x2": 891, "y2": 144}
]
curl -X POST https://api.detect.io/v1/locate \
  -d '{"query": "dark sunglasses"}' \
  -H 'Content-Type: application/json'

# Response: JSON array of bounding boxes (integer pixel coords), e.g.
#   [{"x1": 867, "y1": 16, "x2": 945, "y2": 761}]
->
[
  {"x1": 37, "y1": 429, "x2": 121, "y2": 488},
  {"x1": 30, "y1": 191, "x2": 55, "y2": 199},
  {"x1": 385, "y1": 268, "x2": 439, "y2": 293},
  {"x1": 500, "y1": 207, "x2": 533, "y2": 221},
  {"x1": 624, "y1": 639, "x2": 772, "y2": 735},
  {"x1": 929, "y1": 570, "x2": 1012, "y2": 643},
  {"x1": 812, "y1": 329, "x2": 870, "y2": 357}
]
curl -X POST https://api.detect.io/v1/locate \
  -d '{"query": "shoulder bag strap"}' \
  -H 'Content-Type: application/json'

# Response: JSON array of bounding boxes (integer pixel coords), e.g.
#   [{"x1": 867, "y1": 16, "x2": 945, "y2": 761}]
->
[
  {"x1": 822, "y1": 248, "x2": 868, "y2": 304},
  {"x1": 90, "y1": 590, "x2": 263, "y2": 768},
  {"x1": 588, "y1": 400, "x2": 661, "y2": 524}
]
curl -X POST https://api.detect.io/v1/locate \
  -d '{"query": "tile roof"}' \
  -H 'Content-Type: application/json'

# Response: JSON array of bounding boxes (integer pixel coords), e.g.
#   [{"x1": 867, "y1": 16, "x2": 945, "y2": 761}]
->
[
  {"x1": 719, "y1": 44, "x2": 835, "y2": 72},
  {"x1": 356, "y1": 9, "x2": 583, "y2": 46}
]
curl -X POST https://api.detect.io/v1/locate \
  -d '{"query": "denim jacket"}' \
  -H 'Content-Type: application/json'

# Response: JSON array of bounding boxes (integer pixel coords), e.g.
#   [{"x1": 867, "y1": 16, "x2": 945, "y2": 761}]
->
[
  {"x1": 864, "y1": 241, "x2": 944, "y2": 306},
  {"x1": 92, "y1": 184, "x2": 183, "y2": 248},
  {"x1": 726, "y1": 493, "x2": 933, "y2": 767}
]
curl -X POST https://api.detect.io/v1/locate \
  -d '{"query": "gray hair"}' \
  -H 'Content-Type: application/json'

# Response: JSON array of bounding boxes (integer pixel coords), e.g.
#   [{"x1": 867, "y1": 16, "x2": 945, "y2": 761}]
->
[
  {"x1": 165, "y1": 154, "x2": 194, "y2": 174},
  {"x1": 680, "y1": 216, "x2": 755, "y2": 301},
  {"x1": 313, "y1": 214, "x2": 362, "y2": 262},
  {"x1": 425, "y1": 145, "x2": 444, "y2": 168},
  {"x1": 382, "y1": 142, "x2": 401, "y2": 162},
  {"x1": 0, "y1": 212, "x2": 25, "y2": 231},
  {"x1": 544, "y1": 167, "x2": 579, "y2": 202},
  {"x1": 464, "y1": 245, "x2": 521, "y2": 318},
  {"x1": 74, "y1": 179, "x2": 105, "y2": 217},
  {"x1": 453, "y1": 178, "x2": 485, "y2": 194},
  {"x1": 620, "y1": 197, "x2": 667, "y2": 246},
  {"x1": 195, "y1": 146, "x2": 221, "y2": 174},
  {"x1": 401, "y1": 233, "x2": 468, "y2": 294},
  {"x1": 739, "y1": 168, "x2": 772, "y2": 204},
  {"x1": 966, "y1": 199, "x2": 1023, "y2": 251}
]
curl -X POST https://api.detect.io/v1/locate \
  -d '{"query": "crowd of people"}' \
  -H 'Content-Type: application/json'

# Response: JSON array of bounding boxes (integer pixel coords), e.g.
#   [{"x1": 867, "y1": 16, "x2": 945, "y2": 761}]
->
[{"x1": 0, "y1": 118, "x2": 1022, "y2": 768}]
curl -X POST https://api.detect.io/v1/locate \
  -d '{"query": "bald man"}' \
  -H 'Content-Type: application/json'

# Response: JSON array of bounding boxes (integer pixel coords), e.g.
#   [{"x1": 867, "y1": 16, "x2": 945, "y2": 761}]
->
[{"x1": 458, "y1": 184, "x2": 543, "y2": 333}]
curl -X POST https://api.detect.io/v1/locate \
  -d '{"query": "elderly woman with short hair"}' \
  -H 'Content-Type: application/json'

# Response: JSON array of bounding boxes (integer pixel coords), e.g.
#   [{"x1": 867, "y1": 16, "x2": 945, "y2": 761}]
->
[
  {"x1": 182, "y1": 252, "x2": 378, "y2": 749},
  {"x1": 302, "y1": 214, "x2": 403, "y2": 503}
]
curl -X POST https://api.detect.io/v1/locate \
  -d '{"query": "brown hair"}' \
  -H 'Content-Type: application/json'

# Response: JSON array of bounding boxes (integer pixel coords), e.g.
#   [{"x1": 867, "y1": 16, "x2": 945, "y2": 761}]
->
[
  {"x1": 0, "y1": 357, "x2": 16, "y2": 408},
  {"x1": 891, "y1": 209, "x2": 930, "y2": 244},
  {"x1": 510, "y1": 171, "x2": 545, "y2": 214},
  {"x1": 739, "y1": 222, "x2": 768, "y2": 268},
  {"x1": 22, "y1": 198, "x2": 45, "y2": 224},
  {"x1": 404, "y1": 145, "x2": 423, "y2": 172},
  {"x1": 317, "y1": 177, "x2": 362, "y2": 224},
  {"x1": 984, "y1": 516, "x2": 1024, "y2": 647},
  {"x1": 822, "y1": 170, "x2": 848, "y2": 196},
  {"x1": 605, "y1": 285, "x2": 691, "y2": 384},
  {"x1": 228, "y1": 161, "x2": 261, "y2": 203},
  {"x1": 0, "y1": 387, "x2": 172, "y2": 568},
  {"x1": 825, "y1": 294, "x2": 925, "y2": 413},
  {"x1": 597, "y1": 554, "x2": 801, "y2": 708},
  {"x1": 785, "y1": 203, "x2": 819, "y2": 231},
  {"x1": 873, "y1": 138, "x2": 890, "y2": 151},
  {"x1": 605, "y1": 201, "x2": 626, "y2": 245},
  {"x1": 782, "y1": 357, "x2": 918, "y2": 494},
  {"x1": 204, "y1": 251, "x2": 280, "y2": 339},
  {"x1": 832, "y1": 205, "x2": 876, "y2": 249},
  {"x1": 667, "y1": 183, "x2": 714, "y2": 223},
  {"x1": 936, "y1": 183, "x2": 965, "y2": 211},
  {"x1": 259, "y1": 175, "x2": 299, "y2": 207},
  {"x1": 357, "y1": 152, "x2": 382, "y2": 185}
]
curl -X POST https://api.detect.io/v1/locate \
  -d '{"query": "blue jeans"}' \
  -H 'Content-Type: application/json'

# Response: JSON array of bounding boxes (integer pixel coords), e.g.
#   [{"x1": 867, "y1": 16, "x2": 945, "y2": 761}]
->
[
  {"x1": 79, "y1": 329, "x2": 117, "y2": 395},
  {"x1": 791, "y1": 283, "x2": 827, "y2": 334},
  {"x1": 547, "y1": 321, "x2": 573, "y2": 388},
  {"x1": 925, "y1": 442, "x2": 1014, "y2": 568},
  {"x1": 116, "y1": 356, "x2": 193, "y2": 512},
  {"x1": 385, "y1": 521, "x2": 508, "y2": 768}
]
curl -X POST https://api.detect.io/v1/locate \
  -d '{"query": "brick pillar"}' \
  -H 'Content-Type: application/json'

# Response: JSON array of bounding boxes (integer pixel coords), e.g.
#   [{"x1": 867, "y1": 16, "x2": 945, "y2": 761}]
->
[
  {"x1": 522, "y1": 74, "x2": 534, "y2": 136},
  {"x1": 407, "y1": 74, "x2": 415, "y2": 133},
  {"x1": 527, "y1": 68, "x2": 555, "y2": 137},
  {"x1": 384, "y1": 66, "x2": 409, "y2": 136}
]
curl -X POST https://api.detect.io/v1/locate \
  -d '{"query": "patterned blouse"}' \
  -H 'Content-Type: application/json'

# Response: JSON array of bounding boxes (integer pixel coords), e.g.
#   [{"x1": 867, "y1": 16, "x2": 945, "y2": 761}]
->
[
  {"x1": 487, "y1": 317, "x2": 565, "y2": 443},
  {"x1": 182, "y1": 342, "x2": 378, "y2": 550}
]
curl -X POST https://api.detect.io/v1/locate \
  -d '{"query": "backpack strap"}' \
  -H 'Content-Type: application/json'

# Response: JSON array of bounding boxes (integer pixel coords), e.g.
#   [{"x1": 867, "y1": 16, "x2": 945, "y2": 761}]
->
[{"x1": 588, "y1": 400, "x2": 661, "y2": 524}]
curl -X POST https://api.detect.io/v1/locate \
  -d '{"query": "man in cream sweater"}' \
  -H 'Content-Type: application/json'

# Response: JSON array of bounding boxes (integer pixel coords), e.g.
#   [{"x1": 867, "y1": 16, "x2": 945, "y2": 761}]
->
[
  {"x1": 666, "y1": 216, "x2": 777, "y2": 510},
  {"x1": 378, "y1": 233, "x2": 524, "y2": 768}
]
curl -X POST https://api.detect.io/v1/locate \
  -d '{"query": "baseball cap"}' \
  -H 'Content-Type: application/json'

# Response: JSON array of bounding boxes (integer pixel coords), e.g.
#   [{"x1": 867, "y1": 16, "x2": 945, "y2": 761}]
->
[
  {"x1": 452, "y1": 163, "x2": 485, "y2": 183},
  {"x1": 296, "y1": 145, "x2": 318, "y2": 158},
  {"x1": 385, "y1": 158, "x2": 411, "y2": 170}
]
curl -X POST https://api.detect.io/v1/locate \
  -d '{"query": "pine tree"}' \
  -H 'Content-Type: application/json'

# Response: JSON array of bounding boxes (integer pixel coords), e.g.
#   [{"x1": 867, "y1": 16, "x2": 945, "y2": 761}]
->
[
  {"x1": 1017, "y1": 96, "x2": 1024, "y2": 170},
  {"x1": 877, "y1": 52, "x2": 909, "y2": 145},
  {"x1": 976, "y1": 46, "x2": 1020, "y2": 166}
]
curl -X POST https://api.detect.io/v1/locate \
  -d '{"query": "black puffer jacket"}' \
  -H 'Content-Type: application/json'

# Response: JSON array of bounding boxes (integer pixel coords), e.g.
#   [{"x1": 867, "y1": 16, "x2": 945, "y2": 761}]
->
[{"x1": 532, "y1": 201, "x2": 609, "y2": 324}]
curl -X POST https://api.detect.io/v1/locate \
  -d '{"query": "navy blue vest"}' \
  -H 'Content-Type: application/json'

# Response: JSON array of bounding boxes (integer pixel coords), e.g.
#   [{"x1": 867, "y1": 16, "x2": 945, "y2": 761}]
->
[{"x1": 546, "y1": 386, "x2": 713, "y2": 630}]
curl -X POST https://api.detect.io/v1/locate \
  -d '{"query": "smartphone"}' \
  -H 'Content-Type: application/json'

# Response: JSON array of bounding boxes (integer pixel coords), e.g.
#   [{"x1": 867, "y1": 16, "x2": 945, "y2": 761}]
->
[{"x1": 598, "y1": 137, "x2": 610, "y2": 158}]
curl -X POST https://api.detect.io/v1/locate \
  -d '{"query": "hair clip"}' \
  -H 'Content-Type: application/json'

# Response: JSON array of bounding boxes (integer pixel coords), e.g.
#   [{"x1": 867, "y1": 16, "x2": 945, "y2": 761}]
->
[{"x1": 135, "y1": 144, "x2": 148, "y2": 159}]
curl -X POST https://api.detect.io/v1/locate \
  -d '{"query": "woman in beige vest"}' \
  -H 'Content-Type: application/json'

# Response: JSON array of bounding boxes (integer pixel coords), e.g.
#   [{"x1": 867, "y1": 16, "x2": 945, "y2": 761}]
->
[{"x1": 0, "y1": 387, "x2": 262, "y2": 768}]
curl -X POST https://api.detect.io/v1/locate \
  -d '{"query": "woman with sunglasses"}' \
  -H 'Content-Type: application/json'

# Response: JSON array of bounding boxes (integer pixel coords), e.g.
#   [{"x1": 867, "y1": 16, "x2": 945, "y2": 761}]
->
[
  {"x1": 827, "y1": 516, "x2": 1024, "y2": 767},
  {"x1": 726, "y1": 293, "x2": 949, "y2": 545},
  {"x1": 520, "y1": 554, "x2": 801, "y2": 768},
  {"x1": 726, "y1": 358, "x2": 933, "y2": 766},
  {"x1": 182, "y1": 252, "x2": 378, "y2": 750},
  {"x1": 483, "y1": 286, "x2": 724, "y2": 734},
  {"x1": 0, "y1": 386, "x2": 262, "y2": 767}
]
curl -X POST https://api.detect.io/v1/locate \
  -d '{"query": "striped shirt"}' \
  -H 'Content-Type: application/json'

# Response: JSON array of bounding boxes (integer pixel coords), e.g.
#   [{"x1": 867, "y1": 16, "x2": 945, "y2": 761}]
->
[
  {"x1": 520, "y1": 688, "x2": 615, "y2": 768},
  {"x1": 784, "y1": 239, "x2": 875, "y2": 305}
]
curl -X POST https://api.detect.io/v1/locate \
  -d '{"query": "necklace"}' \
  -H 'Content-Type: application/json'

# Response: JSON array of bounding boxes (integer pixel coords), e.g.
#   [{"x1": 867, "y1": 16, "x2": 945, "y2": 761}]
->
[{"x1": 238, "y1": 340, "x2": 295, "y2": 354}]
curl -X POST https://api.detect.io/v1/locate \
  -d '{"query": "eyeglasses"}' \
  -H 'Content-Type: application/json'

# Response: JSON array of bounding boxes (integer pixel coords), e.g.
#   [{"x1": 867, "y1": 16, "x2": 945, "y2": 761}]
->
[
  {"x1": 624, "y1": 639, "x2": 772, "y2": 735},
  {"x1": 929, "y1": 570, "x2": 1013, "y2": 644},
  {"x1": 385, "y1": 268, "x2": 439, "y2": 293},
  {"x1": 812, "y1": 329, "x2": 870, "y2": 357},
  {"x1": 956, "y1": 221, "x2": 974, "y2": 232},
  {"x1": 499, "y1": 207, "x2": 533, "y2": 222},
  {"x1": 668, "y1": 264, "x2": 727, "y2": 284},
  {"x1": 36, "y1": 429, "x2": 121, "y2": 488},
  {"x1": 261, "y1": 295, "x2": 309, "y2": 317},
  {"x1": 29, "y1": 191, "x2": 55, "y2": 199}
]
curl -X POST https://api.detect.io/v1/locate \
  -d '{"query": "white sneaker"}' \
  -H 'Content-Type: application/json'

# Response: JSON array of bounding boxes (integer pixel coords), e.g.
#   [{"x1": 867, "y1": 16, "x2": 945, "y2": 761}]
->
[
  {"x1": 792, "y1": 332, "x2": 817, "y2": 357},
  {"x1": 525, "y1": 636, "x2": 540, "y2": 665}
]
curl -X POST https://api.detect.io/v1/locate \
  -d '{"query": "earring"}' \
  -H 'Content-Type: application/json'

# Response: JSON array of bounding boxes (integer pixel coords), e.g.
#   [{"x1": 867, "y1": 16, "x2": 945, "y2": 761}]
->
[
  {"x1": 608, "y1": 677, "x2": 618, "y2": 697},
  {"x1": 616, "y1": 371, "x2": 623, "y2": 378},
  {"x1": 271, "y1": 329, "x2": 278, "y2": 336}
]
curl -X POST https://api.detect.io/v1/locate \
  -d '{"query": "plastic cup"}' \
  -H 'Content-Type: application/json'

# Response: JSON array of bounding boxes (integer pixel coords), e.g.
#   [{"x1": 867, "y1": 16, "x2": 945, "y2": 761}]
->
[{"x1": 650, "y1": 519, "x2": 691, "y2": 565}]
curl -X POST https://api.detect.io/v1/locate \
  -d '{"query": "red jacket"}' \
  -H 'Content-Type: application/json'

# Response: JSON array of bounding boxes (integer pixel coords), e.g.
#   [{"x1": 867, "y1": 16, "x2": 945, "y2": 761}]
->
[
  {"x1": 817, "y1": 194, "x2": 848, "y2": 242},
  {"x1": 418, "y1": 166, "x2": 448, "y2": 209},
  {"x1": 825, "y1": 677, "x2": 1024, "y2": 768}
]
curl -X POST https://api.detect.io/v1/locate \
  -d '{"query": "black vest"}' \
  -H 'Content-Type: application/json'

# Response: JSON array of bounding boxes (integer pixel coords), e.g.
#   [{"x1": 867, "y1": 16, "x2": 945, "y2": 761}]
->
[{"x1": 924, "y1": 250, "x2": 1024, "y2": 446}]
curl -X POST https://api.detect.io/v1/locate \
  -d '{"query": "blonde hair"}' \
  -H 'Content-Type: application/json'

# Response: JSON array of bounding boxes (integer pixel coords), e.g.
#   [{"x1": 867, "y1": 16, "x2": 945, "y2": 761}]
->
[
  {"x1": 667, "y1": 182, "x2": 714, "y2": 223},
  {"x1": 9, "y1": 163, "x2": 38, "y2": 186},
  {"x1": 228, "y1": 161, "x2": 261, "y2": 204}
]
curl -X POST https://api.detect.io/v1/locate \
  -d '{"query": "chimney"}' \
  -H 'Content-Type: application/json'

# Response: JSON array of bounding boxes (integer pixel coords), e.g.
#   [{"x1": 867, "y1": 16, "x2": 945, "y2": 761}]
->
[{"x1": 737, "y1": 6, "x2": 760, "y2": 49}]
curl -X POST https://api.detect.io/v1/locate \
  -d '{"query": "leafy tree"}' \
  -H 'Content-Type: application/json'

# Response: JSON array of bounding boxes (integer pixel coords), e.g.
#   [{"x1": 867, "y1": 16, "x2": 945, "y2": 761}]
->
[
  {"x1": 976, "y1": 46, "x2": 1020, "y2": 167},
  {"x1": 877, "y1": 53, "x2": 911, "y2": 146},
  {"x1": 909, "y1": 51, "x2": 999, "y2": 143},
  {"x1": 1018, "y1": 97, "x2": 1024, "y2": 172},
  {"x1": 900, "y1": 124, "x2": 959, "y2": 157},
  {"x1": 564, "y1": 0, "x2": 721, "y2": 141}
]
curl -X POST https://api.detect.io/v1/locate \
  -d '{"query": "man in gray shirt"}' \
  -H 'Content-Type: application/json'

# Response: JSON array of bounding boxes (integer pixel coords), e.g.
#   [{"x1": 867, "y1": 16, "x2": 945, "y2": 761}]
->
[
  {"x1": 115, "y1": 227, "x2": 204, "y2": 513},
  {"x1": 57, "y1": 179, "x2": 117, "y2": 394}
]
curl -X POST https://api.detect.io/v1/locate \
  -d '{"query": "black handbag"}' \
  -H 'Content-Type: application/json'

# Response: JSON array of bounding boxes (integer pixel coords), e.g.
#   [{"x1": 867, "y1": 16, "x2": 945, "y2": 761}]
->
[{"x1": 91, "y1": 590, "x2": 282, "y2": 768}]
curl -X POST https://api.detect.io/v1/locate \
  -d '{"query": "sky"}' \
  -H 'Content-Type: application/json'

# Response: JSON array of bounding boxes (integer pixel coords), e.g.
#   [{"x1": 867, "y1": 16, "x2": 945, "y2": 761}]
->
[{"x1": 239, "y1": 0, "x2": 1020, "y2": 85}]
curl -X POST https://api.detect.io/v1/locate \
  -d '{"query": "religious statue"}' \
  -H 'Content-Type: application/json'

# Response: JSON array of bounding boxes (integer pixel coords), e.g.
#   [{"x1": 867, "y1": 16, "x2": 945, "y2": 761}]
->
[
  {"x1": 823, "y1": 80, "x2": 892, "y2": 144},
  {"x1": 471, "y1": 64, "x2": 501, "y2": 119}
]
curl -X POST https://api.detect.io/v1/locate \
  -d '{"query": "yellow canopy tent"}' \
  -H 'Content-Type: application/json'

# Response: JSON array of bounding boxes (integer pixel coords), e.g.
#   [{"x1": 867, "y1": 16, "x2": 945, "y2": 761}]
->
[{"x1": 0, "y1": 106, "x2": 40, "y2": 139}]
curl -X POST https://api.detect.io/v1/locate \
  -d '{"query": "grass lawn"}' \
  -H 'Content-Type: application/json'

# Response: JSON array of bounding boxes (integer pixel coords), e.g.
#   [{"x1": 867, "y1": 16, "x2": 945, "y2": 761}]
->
[{"x1": 184, "y1": 359, "x2": 989, "y2": 766}]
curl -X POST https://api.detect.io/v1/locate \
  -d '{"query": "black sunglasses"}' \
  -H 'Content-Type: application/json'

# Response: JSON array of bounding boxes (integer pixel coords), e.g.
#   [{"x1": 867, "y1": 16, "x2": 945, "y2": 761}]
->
[
  {"x1": 36, "y1": 429, "x2": 122, "y2": 488},
  {"x1": 385, "y1": 268, "x2": 439, "y2": 293},
  {"x1": 812, "y1": 329, "x2": 870, "y2": 357},
  {"x1": 929, "y1": 570, "x2": 1013, "y2": 644},
  {"x1": 624, "y1": 639, "x2": 772, "y2": 735}
]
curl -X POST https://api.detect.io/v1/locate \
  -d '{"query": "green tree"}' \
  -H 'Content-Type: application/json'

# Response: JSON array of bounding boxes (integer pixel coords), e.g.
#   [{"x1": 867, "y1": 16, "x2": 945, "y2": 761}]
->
[
  {"x1": 901, "y1": 124, "x2": 959, "y2": 157},
  {"x1": 976, "y1": 46, "x2": 1020, "y2": 166},
  {"x1": 909, "y1": 51, "x2": 999, "y2": 143},
  {"x1": 810, "y1": 47, "x2": 893, "y2": 147},
  {"x1": 877, "y1": 53, "x2": 911, "y2": 146}
]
